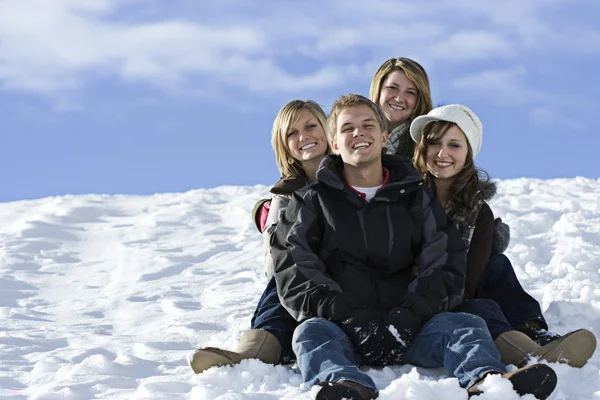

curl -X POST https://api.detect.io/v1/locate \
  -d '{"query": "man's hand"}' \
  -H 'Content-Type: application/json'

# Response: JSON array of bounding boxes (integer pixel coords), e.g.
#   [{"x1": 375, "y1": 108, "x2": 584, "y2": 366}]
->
[
  {"x1": 340, "y1": 308, "x2": 406, "y2": 366},
  {"x1": 386, "y1": 305, "x2": 422, "y2": 348}
]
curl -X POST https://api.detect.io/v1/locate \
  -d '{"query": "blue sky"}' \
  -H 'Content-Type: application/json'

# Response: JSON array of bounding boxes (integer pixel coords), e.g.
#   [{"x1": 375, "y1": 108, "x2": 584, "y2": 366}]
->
[{"x1": 1, "y1": 0, "x2": 599, "y2": 202}]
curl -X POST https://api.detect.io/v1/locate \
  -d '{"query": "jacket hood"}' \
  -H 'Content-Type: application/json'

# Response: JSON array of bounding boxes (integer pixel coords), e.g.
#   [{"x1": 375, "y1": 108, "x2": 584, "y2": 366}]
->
[
  {"x1": 270, "y1": 174, "x2": 308, "y2": 196},
  {"x1": 316, "y1": 154, "x2": 423, "y2": 192},
  {"x1": 450, "y1": 178, "x2": 497, "y2": 226},
  {"x1": 477, "y1": 179, "x2": 497, "y2": 202}
]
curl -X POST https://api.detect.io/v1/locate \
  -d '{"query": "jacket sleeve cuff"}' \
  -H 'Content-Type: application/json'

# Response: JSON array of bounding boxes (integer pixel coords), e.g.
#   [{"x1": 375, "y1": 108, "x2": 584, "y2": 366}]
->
[{"x1": 317, "y1": 292, "x2": 356, "y2": 322}]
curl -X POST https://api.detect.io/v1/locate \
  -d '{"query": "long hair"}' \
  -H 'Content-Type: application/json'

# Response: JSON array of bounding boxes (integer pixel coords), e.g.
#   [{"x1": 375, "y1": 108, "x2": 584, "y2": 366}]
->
[
  {"x1": 271, "y1": 100, "x2": 331, "y2": 178},
  {"x1": 413, "y1": 120, "x2": 489, "y2": 220},
  {"x1": 369, "y1": 57, "x2": 433, "y2": 123}
]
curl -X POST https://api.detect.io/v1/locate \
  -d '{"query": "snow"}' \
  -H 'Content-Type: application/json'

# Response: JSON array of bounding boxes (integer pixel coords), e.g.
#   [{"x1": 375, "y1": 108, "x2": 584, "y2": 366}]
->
[{"x1": 1, "y1": 178, "x2": 599, "y2": 399}]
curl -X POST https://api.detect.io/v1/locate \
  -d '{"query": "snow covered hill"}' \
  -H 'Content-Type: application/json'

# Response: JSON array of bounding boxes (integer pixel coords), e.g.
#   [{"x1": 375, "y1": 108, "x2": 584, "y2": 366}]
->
[{"x1": 1, "y1": 178, "x2": 599, "y2": 399}]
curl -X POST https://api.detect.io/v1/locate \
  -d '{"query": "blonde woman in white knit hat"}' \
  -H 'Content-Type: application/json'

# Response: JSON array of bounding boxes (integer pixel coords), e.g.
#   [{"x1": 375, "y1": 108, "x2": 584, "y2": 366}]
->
[{"x1": 410, "y1": 105, "x2": 596, "y2": 393}]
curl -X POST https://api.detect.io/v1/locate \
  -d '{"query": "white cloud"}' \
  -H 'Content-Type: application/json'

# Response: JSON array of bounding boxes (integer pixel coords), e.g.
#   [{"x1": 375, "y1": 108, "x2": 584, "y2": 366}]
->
[
  {"x1": 427, "y1": 31, "x2": 515, "y2": 61},
  {"x1": 0, "y1": 1, "x2": 270, "y2": 93},
  {"x1": 452, "y1": 66, "x2": 552, "y2": 105},
  {"x1": 452, "y1": 67, "x2": 586, "y2": 130},
  {"x1": 530, "y1": 107, "x2": 586, "y2": 130},
  {"x1": 0, "y1": 0, "x2": 597, "y2": 100}
]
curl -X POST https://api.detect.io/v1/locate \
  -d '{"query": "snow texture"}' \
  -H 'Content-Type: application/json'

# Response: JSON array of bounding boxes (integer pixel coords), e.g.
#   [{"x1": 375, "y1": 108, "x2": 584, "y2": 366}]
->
[{"x1": 1, "y1": 178, "x2": 599, "y2": 399}]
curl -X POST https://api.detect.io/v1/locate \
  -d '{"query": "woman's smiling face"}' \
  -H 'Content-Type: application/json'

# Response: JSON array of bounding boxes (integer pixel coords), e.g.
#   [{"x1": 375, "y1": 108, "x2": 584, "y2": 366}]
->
[
  {"x1": 378, "y1": 70, "x2": 417, "y2": 127},
  {"x1": 286, "y1": 109, "x2": 328, "y2": 164},
  {"x1": 426, "y1": 124, "x2": 469, "y2": 181}
]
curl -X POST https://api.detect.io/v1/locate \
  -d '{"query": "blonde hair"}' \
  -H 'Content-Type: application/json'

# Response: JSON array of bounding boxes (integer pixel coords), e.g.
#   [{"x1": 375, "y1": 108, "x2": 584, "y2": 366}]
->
[
  {"x1": 369, "y1": 57, "x2": 433, "y2": 123},
  {"x1": 413, "y1": 120, "x2": 488, "y2": 218},
  {"x1": 271, "y1": 100, "x2": 330, "y2": 178},
  {"x1": 327, "y1": 94, "x2": 387, "y2": 142}
]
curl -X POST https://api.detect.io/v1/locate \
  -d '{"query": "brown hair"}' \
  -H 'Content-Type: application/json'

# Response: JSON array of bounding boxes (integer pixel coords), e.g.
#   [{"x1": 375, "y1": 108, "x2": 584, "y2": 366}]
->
[
  {"x1": 369, "y1": 57, "x2": 433, "y2": 124},
  {"x1": 271, "y1": 100, "x2": 331, "y2": 178},
  {"x1": 327, "y1": 94, "x2": 387, "y2": 143},
  {"x1": 413, "y1": 120, "x2": 489, "y2": 218}
]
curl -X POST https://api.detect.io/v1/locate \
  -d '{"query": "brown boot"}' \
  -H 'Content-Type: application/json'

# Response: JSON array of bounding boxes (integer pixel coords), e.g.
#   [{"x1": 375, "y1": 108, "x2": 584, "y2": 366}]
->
[
  {"x1": 495, "y1": 329, "x2": 597, "y2": 368},
  {"x1": 316, "y1": 381, "x2": 378, "y2": 400},
  {"x1": 468, "y1": 364, "x2": 557, "y2": 399},
  {"x1": 189, "y1": 329, "x2": 281, "y2": 374}
]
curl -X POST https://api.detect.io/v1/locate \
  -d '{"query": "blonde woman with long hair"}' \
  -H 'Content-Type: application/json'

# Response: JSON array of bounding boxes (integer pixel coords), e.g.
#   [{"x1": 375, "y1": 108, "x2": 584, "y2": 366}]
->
[
  {"x1": 189, "y1": 100, "x2": 331, "y2": 373},
  {"x1": 370, "y1": 57, "x2": 432, "y2": 157}
]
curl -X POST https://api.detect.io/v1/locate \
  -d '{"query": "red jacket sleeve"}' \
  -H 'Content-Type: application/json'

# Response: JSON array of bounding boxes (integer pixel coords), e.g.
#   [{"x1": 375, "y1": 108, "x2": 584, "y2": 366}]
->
[{"x1": 464, "y1": 203, "x2": 494, "y2": 299}]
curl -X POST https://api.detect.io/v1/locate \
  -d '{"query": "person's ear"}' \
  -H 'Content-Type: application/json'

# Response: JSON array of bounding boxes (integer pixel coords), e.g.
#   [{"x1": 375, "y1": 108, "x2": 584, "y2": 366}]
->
[
  {"x1": 381, "y1": 130, "x2": 388, "y2": 148},
  {"x1": 330, "y1": 136, "x2": 339, "y2": 154}
]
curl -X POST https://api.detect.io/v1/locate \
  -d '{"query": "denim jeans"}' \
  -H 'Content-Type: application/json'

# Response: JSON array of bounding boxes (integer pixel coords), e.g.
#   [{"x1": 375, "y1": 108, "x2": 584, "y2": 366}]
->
[
  {"x1": 476, "y1": 254, "x2": 548, "y2": 330},
  {"x1": 292, "y1": 317, "x2": 378, "y2": 391},
  {"x1": 453, "y1": 298, "x2": 513, "y2": 340},
  {"x1": 293, "y1": 312, "x2": 506, "y2": 390},
  {"x1": 250, "y1": 277, "x2": 297, "y2": 363}
]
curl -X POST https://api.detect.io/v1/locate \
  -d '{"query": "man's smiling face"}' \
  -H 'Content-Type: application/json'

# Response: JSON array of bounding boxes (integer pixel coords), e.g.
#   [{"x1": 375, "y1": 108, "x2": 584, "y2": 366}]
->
[{"x1": 332, "y1": 105, "x2": 388, "y2": 167}]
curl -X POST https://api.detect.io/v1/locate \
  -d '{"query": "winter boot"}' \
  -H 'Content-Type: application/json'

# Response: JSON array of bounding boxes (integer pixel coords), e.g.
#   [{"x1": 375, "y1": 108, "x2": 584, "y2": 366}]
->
[
  {"x1": 189, "y1": 329, "x2": 281, "y2": 374},
  {"x1": 515, "y1": 319, "x2": 561, "y2": 346},
  {"x1": 316, "y1": 381, "x2": 378, "y2": 400},
  {"x1": 468, "y1": 363, "x2": 557, "y2": 399},
  {"x1": 495, "y1": 329, "x2": 597, "y2": 368}
]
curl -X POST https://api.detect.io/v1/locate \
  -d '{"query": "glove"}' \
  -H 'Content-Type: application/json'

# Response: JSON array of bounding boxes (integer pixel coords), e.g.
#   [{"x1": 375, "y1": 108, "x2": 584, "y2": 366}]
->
[
  {"x1": 386, "y1": 304, "x2": 422, "y2": 348},
  {"x1": 340, "y1": 308, "x2": 405, "y2": 366},
  {"x1": 491, "y1": 218, "x2": 510, "y2": 254},
  {"x1": 319, "y1": 292, "x2": 358, "y2": 322}
]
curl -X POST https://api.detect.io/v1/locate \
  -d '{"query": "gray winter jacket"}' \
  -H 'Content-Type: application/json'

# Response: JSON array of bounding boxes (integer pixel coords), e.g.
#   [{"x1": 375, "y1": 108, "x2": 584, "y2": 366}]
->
[{"x1": 252, "y1": 174, "x2": 309, "y2": 280}]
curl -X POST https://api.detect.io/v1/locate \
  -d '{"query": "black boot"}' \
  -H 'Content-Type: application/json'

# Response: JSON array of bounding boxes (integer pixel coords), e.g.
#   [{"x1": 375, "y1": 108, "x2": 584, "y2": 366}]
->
[
  {"x1": 503, "y1": 364, "x2": 558, "y2": 399},
  {"x1": 515, "y1": 319, "x2": 561, "y2": 346},
  {"x1": 468, "y1": 364, "x2": 557, "y2": 399},
  {"x1": 316, "y1": 381, "x2": 378, "y2": 400}
]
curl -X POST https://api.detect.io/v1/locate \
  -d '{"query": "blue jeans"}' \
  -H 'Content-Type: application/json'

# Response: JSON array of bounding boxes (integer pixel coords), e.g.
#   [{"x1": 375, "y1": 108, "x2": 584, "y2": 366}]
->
[
  {"x1": 476, "y1": 254, "x2": 548, "y2": 330},
  {"x1": 453, "y1": 298, "x2": 513, "y2": 340},
  {"x1": 250, "y1": 277, "x2": 297, "y2": 363},
  {"x1": 293, "y1": 312, "x2": 506, "y2": 390}
]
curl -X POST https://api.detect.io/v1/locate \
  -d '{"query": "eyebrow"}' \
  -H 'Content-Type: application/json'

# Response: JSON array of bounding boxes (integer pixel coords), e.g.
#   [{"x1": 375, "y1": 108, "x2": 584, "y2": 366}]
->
[
  {"x1": 386, "y1": 82, "x2": 417, "y2": 91},
  {"x1": 340, "y1": 118, "x2": 377, "y2": 130}
]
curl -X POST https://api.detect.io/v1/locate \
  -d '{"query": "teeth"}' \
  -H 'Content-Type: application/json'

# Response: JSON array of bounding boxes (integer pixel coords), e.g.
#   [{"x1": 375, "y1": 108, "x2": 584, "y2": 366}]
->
[
  {"x1": 436, "y1": 161, "x2": 452, "y2": 167},
  {"x1": 353, "y1": 142, "x2": 370, "y2": 149},
  {"x1": 301, "y1": 143, "x2": 317, "y2": 150},
  {"x1": 389, "y1": 104, "x2": 405, "y2": 110}
]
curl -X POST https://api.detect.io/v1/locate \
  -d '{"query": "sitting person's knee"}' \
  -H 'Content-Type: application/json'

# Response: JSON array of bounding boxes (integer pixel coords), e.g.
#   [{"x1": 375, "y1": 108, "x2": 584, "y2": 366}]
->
[
  {"x1": 292, "y1": 317, "x2": 337, "y2": 342},
  {"x1": 460, "y1": 298, "x2": 503, "y2": 313},
  {"x1": 446, "y1": 312, "x2": 488, "y2": 331}
]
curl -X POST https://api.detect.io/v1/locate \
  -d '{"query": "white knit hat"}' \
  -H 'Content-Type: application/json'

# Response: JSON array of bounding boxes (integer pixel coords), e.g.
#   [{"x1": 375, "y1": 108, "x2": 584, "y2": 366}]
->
[{"x1": 410, "y1": 104, "x2": 483, "y2": 157}]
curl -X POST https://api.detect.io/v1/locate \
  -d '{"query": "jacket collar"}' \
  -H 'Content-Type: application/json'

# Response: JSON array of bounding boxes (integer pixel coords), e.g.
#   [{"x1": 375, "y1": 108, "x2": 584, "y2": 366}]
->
[
  {"x1": 270, "y1": 173, "x2": 309, "y2": 195},
  {"x1": 316, "y1": 154, "x2": 423, "y2": 193},
  {"x1": 345, "y1": 167, "x2": 391, "y2": 200}
]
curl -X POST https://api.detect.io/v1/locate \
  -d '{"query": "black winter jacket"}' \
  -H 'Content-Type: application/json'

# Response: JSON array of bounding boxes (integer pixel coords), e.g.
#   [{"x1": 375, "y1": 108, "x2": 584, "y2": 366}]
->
[{"x1": 272, "y1": 154, "x2": 467, "y2": 324}]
